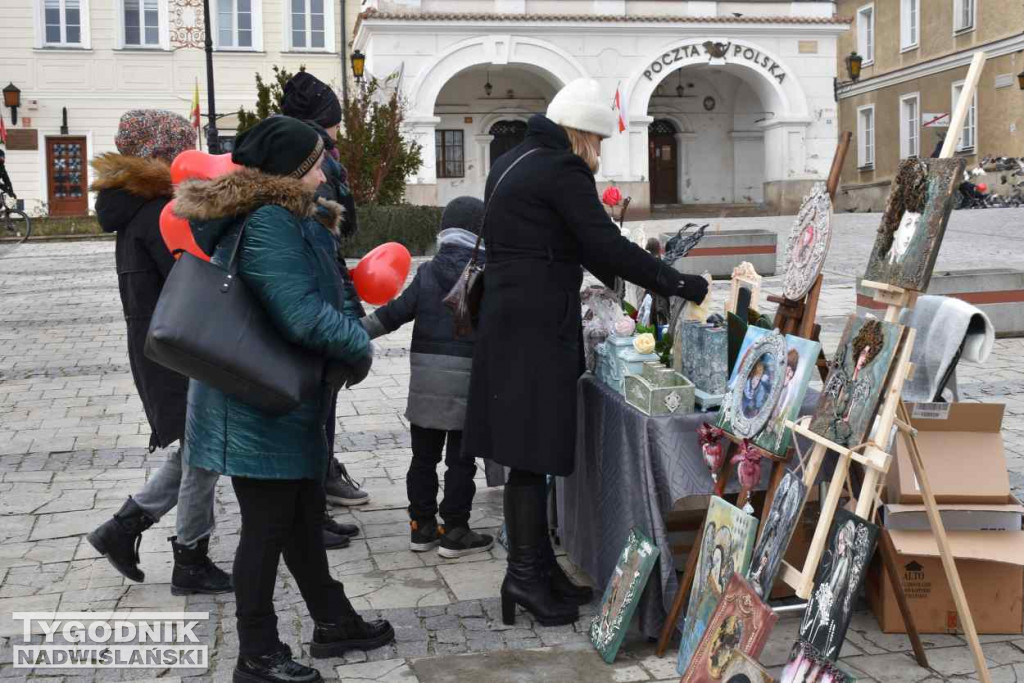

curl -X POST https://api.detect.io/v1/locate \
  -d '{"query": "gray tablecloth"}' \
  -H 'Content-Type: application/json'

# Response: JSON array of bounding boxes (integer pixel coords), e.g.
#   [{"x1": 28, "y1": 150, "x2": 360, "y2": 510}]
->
[{"x1": 558, "y1": 374, "x2": 820, "y2": 639}]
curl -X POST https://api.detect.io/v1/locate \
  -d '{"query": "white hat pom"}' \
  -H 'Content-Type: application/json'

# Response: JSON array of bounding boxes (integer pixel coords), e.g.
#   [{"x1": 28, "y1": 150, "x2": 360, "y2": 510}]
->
[{"x1": 546, "y1": 78, "x2": 617, "y2": 139}]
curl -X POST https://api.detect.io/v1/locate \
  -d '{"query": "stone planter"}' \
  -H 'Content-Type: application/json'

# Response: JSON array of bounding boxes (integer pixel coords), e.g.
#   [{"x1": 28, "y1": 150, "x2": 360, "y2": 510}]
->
[
  {"x1": 857, "y1": 268, "x2": 1024, "y2": 337},
  {"x1": 665, "y1": 228, "x2": 777, "y2": 278}
]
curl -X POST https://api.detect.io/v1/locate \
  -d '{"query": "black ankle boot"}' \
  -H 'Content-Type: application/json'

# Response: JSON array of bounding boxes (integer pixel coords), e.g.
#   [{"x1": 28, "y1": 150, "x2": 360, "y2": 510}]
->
[
  {"x1": 170, "y1": 536, "x2": 233, "y2": 596},
  {"x1": 310, "y1": 615, "x2": 395, "y2": 659},
  {"x1": 87, "y1": 497, "x2": 155, "y2": 582},
  {"x1": 500, "y1": 483, "x2": 579, "y2": 627},
  {"x1": 234, "y1": 644, "x2": 321, "y2": 683},
  {"x1": 539, "y1": 539, "x2": 594, "y2": 606}
]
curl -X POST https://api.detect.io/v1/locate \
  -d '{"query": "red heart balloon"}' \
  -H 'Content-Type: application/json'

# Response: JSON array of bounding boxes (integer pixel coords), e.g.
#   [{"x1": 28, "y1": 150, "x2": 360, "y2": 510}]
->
[
  {"x1": 351, "y1": 242, "x2": 412, "y2": 305},
  {"x1": 159, "y1": 200, "x2": 210, "y2": 262},
  {"x1": 170, "y1": 150, "x2": 240, "y2": 185}
]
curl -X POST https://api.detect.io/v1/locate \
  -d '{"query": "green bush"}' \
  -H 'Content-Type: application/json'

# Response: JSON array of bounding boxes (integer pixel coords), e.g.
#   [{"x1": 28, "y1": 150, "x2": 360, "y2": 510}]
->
[{"x1": 341, "y1": 204, "x2": 444, "y2": 257}]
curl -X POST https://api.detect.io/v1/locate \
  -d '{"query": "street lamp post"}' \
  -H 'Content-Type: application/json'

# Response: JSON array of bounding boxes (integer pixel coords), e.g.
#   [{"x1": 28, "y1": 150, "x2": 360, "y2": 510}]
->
[{"x1": 202, "y1": 0, "x2": 221, "y2": 153}]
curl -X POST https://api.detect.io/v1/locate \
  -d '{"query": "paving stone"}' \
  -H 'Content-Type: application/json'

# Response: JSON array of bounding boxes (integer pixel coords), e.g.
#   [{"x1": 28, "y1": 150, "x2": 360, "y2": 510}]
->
[
  {"x1": 448, "y1": 599, "x2": 483, "y2": 618},
  {"x1": 423, "y1": 614, "x2": 459, "y2": 630}
]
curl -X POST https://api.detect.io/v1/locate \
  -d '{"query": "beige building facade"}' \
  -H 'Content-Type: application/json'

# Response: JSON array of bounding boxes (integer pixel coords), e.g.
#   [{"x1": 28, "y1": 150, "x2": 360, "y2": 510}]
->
[{"x1": 836, "y1": 0, "x2": 1024, "y2": 211}]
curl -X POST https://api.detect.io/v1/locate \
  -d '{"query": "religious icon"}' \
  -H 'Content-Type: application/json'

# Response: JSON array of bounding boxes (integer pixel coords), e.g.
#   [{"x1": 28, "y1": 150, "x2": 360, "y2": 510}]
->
[
  {"x1": 747, "y1": 471, "x2": 808, "y2": 600},
  {"x1": 680, "y1": 573, "x2": 778, "y2": 683},
  {"x1": 798, "y1": 510, "x2": 879, "y2": 660},
  {"x1": 863, "y1": 157, "x2": 965, "y2": 292},
  {"x1": 809, "y1": 315, "x2": 904, "y2": 448},
  {"x1": 589, "y1": 528, "x2": 660, "y2": 663},
  {"x1": 783, "y1": 182, "x2": 832, "y2": 300},
  {"x1": 676, "y1": 497, "x2": 758, "y2": 674}
]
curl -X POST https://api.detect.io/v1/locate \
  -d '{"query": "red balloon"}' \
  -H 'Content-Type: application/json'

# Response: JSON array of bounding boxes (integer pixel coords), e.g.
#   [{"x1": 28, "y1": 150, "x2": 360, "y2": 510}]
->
[
  {"x1": 159, "y1": 200, "x2": 210, "y2": 262},
  {"x1": 976, "y1": 183, "x2": 988, "y2": 193},
  {"x1": 351, "y1": 242, "x2": 412, "y2": 305},
  {"x1": 170, "y1": 150, "x2": 240, "y2": 185}
]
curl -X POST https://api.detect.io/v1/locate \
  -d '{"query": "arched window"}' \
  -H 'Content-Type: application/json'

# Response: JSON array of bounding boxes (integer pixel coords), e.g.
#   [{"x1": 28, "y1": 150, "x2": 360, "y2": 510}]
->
[
  {"x1": 649, "y1": 119, "x2": 678, "y2": 136},
  {"x1": 489, "y1": 120, "x2": 528, "y2": 168}
]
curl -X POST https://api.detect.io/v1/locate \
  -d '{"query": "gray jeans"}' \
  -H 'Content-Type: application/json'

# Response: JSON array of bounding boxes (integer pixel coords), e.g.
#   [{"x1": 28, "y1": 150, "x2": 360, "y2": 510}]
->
[{"x1": 132, "y1": 446, "x2": 218, "y2": 549}]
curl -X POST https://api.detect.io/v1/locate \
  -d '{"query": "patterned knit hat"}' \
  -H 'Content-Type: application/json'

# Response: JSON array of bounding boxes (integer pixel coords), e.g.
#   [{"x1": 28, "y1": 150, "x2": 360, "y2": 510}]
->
[{"x1": 115, "y1": 110, "x2": 196, "y2": 163}]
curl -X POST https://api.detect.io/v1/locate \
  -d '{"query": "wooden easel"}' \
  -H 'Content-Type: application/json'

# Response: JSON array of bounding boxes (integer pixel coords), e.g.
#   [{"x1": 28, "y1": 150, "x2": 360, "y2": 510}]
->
[{"x1": 768, "y1": 131, "x2": 852, "y2": 381}]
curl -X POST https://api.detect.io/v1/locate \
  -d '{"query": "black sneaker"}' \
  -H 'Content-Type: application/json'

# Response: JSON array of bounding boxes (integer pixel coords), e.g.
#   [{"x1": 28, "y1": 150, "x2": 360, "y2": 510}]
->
[
  {"x1": 409, "y1": 519, "x2": 443, "y2": 552},
  {"x1": 438, "y1": 526, "x2": 494, "y2": 559}
]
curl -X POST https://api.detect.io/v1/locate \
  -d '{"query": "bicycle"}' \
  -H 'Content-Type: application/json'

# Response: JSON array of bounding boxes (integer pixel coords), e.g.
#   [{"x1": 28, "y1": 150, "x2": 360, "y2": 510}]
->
[{"x1": 1, "y1": 191, "x2": 31, "y2": 244}]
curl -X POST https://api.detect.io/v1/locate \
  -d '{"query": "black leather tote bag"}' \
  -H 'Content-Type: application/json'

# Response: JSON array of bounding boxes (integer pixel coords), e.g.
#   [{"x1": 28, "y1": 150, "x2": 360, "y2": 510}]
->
[{"x1": 145, "y1": 217, "x2": 323, "y2": 415}]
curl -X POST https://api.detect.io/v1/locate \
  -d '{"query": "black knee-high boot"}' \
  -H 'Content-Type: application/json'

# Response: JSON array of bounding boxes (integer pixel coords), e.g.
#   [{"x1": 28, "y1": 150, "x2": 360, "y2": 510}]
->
[
  {"x1": 501, "y1": 481, "x2": 578, "y2": 627},
  {"x1": 537, "y1": 530, "x2": 594, "y2": 606}
]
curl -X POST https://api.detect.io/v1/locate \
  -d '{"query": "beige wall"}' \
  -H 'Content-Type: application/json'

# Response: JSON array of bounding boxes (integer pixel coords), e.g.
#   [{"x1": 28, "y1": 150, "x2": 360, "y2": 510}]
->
[
  {"x1": 837, "y1": 0, "x2": 1024, "y2": 79},
  {"x1": 837, "y1": 52, "x2": 1024, "y2": 210}
]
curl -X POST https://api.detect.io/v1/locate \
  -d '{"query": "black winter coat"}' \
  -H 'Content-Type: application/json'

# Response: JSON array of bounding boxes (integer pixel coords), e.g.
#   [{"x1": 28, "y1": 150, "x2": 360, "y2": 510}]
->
[
  {"x1": 362, "y1": 228, "x2": 481, "y2": 431},
  {"x1": 463, "y1": 115, "x2": 684, "y2": 476},
  {"x1": 92, "y1": 154, "x2": 188, "y2": 450}
]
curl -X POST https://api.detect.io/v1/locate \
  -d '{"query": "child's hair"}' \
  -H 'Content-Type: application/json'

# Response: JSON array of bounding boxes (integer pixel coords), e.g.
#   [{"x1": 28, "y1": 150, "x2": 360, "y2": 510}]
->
[{"x1": 786, "y1": 349, "x2": 799, "y2": 371}]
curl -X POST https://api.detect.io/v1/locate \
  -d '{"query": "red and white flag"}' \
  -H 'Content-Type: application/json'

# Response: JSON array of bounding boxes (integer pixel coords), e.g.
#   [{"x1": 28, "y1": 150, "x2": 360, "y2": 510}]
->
[{"x1": 613, "y1": 84, "x2": 627, "y2": 133}]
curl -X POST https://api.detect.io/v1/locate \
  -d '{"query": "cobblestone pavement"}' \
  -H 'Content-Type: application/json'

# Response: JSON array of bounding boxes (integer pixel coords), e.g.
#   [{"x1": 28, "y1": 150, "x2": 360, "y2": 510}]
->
[{"x1": 2, "y1": 207, "x2": 1024, "y2": 682}]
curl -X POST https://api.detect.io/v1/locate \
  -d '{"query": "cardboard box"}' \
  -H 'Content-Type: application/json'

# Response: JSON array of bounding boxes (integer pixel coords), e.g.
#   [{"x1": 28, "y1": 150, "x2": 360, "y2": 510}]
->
[
  {"x1": 889, "y1": 403, "x2": 1009, "y2": 505},
  {"x1": 883, "y1": 500, "x2": 1024, "y2": 532},
  {"x1": 867, "y1": 529, "x2": 1024, "y2": 634}
]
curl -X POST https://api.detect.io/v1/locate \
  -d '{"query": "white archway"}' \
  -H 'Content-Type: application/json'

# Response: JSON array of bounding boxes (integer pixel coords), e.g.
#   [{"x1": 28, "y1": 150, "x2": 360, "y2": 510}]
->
[
  {"x1": 625, "y1": 38, "x2": 810, "y2": 123},
  {"x1": 408, "y1": 34, "x2": 587, "y2": 118}
]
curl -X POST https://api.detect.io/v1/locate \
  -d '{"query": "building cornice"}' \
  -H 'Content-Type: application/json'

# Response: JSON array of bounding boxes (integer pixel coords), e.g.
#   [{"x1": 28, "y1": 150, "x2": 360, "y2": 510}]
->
[{"x1": 839, "y1": 32, "x2": 1024, "y2": 98}]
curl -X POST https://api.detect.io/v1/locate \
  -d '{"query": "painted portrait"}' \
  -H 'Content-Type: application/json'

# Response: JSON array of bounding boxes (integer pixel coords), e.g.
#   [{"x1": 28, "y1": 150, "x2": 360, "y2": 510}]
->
[
  {"x1": 748, "y1": 471, "x2": 809, "y2": 600},
  {"x1": 720, "y1": 330, "x2": 787, "y2": 439},
  {"x1": 863, "y1": 157, "x2": 965, "y2": 292},
  {"x1": 589, "y1": 528, "x2": 660, "y2": 664},
  {"x1": 677, "y1": 497, "x2": 758, "y2": 674},
  {"x1": 719, "y1": 329, "x2": 820, "y2": 455},
  {"x1": 810, "y1": 315, "x2": 904, "y2": 448},
  {"x1": 681, "y1": 573, "x2": 778, "y2": 683},
  {"x1": 742, "y1": 354, "x2": 775, "y2": 418},
  {"x1": 784, "y1": 182, "x2": 832, "y2": 300},
  {"x1": 799, "y1": 510, "x2": 879, "y2": 660}
]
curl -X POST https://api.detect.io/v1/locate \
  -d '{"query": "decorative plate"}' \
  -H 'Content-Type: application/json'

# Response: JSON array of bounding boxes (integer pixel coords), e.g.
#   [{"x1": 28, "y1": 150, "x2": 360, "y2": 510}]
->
[
  {"x1": 783, "y1": 182, "x2": 832, "y2": 301},
  {"x1": 727, "y1": 330, "x2": 787, "y2": 438}
]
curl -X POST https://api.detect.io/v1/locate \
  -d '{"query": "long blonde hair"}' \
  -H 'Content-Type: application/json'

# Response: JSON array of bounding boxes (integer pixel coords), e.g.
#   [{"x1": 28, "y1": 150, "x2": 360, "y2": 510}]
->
[{"x1": 563, "y1": 126, "x2": 601, "y2": 173}]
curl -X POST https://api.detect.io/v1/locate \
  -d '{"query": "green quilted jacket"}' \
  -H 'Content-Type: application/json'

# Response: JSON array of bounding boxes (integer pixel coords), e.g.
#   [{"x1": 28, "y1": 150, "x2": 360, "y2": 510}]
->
[{"x1": 172, "y1": 168, "x2": 369, "y2": 480}]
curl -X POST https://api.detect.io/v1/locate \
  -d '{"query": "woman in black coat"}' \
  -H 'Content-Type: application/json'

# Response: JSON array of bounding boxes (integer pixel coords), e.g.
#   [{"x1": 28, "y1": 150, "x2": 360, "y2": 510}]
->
[{"x1": 463, "y1": 79, "x2": 709, "y2": 627}]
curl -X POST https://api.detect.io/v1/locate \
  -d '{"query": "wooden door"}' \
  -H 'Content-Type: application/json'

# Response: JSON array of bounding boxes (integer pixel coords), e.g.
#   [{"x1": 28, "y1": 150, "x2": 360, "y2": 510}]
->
[
  {"x1": 648, "y1": 129, "x2": 678, "y2": 205},
  {"x1": 46, "y1": 137, "x2": 88, "y2": 216}
]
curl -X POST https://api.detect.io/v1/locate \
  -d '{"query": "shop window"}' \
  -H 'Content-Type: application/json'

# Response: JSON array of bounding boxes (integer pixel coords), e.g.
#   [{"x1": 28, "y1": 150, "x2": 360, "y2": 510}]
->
[
  {"x1": 952, "y1": 81, "x2": 976, "y2": 152},
  {"x1": 858, "y1": 105, "x2": 875, "y2": 169},
  {"x1": 900, "y1": 0, "x2": 918, "y2": 50},
  {"x1": 436, "y1": 130, "x2": 465, "y2": 179},
  {"x1": 857, "y1": 4, "x2": 874, "y2": 64},
  {"x1": 900, "y1": 94, "x2": 919, "y2": 159}
]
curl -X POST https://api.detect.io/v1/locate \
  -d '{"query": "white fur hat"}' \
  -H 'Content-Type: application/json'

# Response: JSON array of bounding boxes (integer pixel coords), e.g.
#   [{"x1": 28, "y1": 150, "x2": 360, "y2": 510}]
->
[{"x1": 546, "y1": 78, "x2": 617, "y2": 140}]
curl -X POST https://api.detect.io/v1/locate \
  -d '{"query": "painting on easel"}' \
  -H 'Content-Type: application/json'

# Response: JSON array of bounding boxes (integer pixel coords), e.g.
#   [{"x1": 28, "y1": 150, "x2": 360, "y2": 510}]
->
[
  {"x1": 799, "y1": 509, "x2": 879, "y2": 660},
  {"x1": 718, "y1": 328, "x2": 821, "y2": 456},
  {"x1": 863, "y1": 157, "x2": 966, "y2": 292},
  {"x1": 783, "y1": 182, "x2": 832, "y2": 301},
  {"x1": 676, "y1": 497, "x2": 758, "y2": 673},
  {"x1": 810, "y1": 315, "x2": 904, "y2": 448},
  {"x1": 747, "y1": 470, "x2": 808, "y2": 600}
]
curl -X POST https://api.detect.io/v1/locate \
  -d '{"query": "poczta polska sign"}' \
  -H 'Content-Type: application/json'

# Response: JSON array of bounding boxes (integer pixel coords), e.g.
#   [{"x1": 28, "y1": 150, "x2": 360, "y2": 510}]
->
[{"x1": 643, "y1": 41, "x2": 789, "y2": 84}]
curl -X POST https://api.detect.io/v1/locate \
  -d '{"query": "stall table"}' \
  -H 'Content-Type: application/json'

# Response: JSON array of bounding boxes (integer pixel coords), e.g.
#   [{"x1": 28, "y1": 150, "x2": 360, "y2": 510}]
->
[{"x1": 558, "y1": 374, "x2": 820, "y2": 639}]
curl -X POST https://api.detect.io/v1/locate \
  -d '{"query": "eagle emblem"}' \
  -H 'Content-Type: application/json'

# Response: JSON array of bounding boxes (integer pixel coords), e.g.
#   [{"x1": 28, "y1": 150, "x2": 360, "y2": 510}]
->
[{"x1": 703, "y1": 41, "x2": 729, "y2": 60}]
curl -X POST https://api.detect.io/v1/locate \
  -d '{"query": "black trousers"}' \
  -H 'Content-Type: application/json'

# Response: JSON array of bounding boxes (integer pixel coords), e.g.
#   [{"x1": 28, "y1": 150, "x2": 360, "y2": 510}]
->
[
  {"x1": 408, "y1": 424, "x2": 476, "y2": 528},
  {"x1": 232, "y1": 476, "x2": 353, "y2": 656}
]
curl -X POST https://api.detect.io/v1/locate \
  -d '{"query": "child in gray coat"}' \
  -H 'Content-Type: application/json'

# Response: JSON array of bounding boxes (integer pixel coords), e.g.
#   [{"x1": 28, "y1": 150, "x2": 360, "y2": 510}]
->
[{"x1": 361, "y1": 197, "x2": 494, "y2": 558}]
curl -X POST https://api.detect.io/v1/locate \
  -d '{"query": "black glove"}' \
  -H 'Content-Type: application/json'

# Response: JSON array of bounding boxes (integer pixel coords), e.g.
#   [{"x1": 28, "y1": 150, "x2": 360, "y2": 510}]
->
[
  {"x1": 676, "y1": 273, "x2": 709, "y2": 304},
  {"x1": 345, "y1": 350, "x2": 373, "y2": 388},
  {"x1": 324, "y1": 346, "x2": 373, "y2": 389}
]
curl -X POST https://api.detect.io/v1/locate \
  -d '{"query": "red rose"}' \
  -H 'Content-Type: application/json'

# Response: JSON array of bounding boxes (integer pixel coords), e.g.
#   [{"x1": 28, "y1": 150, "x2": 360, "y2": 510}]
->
[{"x1": 602, "y1": 186, "x2": 622, "y2": 207}]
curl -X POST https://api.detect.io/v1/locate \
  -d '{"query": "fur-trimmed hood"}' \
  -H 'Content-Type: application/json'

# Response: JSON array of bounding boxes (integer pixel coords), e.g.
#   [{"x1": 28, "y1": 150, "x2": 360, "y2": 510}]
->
[
  {"x1": 91, "y1": 153, "x2": 174, "y2": 199},
  {"x1": 174, "y1": 167, "x2": 342, "y2": 232},
  {"x1": 91, "y1": 153, "x2": 175, "y2": 233}
]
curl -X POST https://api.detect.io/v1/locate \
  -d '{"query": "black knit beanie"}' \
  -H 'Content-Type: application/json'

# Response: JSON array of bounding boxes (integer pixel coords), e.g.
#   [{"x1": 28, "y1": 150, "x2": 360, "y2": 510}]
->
[
  {"x1": 231, "y1": 116, "x2": 324, "y2": 178},
  {"x1": 281, "y1": 72, "x2": 342, "y2": 129},
  {"x1": 441, "y1": 196, "x2": 486, "y2": 235}
]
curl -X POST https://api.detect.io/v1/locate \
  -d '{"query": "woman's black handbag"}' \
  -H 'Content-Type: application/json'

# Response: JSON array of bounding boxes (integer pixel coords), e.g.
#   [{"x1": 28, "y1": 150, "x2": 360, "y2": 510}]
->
[
  {"x1": 145, "y1": 217, "x2": 323, "y2": 415},
  {"x1": 443, "y1": 147, "x2": 540, "y2": 337}
]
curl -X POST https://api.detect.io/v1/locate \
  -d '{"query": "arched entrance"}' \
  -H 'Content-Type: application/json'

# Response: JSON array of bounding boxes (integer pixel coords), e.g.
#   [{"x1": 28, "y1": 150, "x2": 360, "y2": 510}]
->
[
  {"x1": 489, "y1": 120, "x2": 528, "y2": 168},
  {"x1": 648, "y1": 119, "x2": 679, "y2": 205}
]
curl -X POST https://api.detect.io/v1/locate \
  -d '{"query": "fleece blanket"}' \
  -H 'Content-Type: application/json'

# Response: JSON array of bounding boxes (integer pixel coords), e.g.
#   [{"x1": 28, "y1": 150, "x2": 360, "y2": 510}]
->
[{"x1": 899, "y1": 295, "x2": 994, "y2": 402}]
